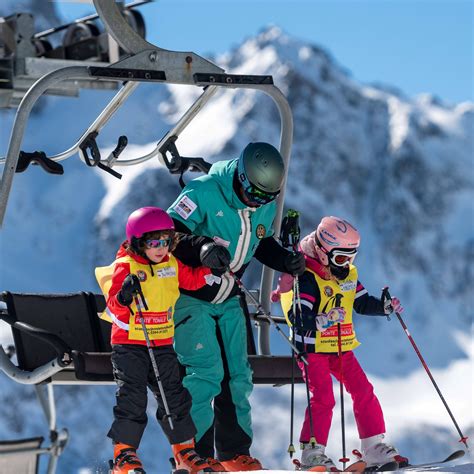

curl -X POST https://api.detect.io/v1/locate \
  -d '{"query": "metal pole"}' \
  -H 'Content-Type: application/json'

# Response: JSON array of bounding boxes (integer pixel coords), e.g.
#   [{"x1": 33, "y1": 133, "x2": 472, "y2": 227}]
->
[{"x1": 0, "y1": 66, "x2": 91, "y2": 226}]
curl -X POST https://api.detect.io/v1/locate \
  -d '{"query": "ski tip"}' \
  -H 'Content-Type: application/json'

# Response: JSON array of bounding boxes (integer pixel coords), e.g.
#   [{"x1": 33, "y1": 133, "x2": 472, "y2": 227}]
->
[{"x1": 446, "y1": 449, "x2": 466, "y2": 462}]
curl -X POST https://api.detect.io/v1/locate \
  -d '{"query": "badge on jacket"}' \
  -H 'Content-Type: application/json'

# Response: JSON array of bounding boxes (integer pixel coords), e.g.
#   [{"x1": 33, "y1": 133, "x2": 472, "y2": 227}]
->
[
  {"x1": 156, "y1": 267, "x2": 177, "y2": 278},
  {"x1": 256, "y1": 224, "x2": 266, "y2": 239}
]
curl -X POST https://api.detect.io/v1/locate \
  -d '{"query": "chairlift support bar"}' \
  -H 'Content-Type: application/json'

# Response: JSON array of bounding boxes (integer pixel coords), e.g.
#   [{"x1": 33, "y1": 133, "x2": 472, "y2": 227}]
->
[
  {"x1": 0, "y1": 377, "x2": 68, "y2": 474},
  {"x1": 0, "y1": 345, "x2": 65, "y2": 384},
  {"x1": 33, "y1": 0, "x2": 152, "y2": 39},
  {"x1": 0, "y1": 0, "x2": 293, "y2": 355}
]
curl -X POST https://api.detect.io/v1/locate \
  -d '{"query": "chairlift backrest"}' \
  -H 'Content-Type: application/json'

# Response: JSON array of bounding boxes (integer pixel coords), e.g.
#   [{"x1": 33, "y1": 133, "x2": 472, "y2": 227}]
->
[
  {"x1": 3, "y1": 291, "x2": 108, "y2": 371},
  {"x1": 0, "y1": 437, "x2": 44, "y2": 474}
]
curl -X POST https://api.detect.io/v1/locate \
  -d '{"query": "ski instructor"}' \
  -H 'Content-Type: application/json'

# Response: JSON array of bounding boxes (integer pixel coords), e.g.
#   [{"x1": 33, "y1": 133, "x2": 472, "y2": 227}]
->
[{"x1": 167, "y1": 142, "x2": 305, "y2": 471}]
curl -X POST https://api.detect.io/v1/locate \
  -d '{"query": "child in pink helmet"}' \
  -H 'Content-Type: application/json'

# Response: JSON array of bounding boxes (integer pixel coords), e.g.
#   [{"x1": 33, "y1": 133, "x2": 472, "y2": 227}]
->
[
  {"x1": 98, "y1": 207, "x2": 225, "y2": 473},
  {"x1": 275, "y1": 216, "x2": 408, "y2": 471}
]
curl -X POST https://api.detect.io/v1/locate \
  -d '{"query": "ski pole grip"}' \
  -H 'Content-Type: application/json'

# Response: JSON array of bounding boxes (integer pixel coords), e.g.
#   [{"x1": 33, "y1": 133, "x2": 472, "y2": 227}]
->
[
  {"x1": 137, "y1": 288, "x2": 149, "y2": 311},
  {"x1": 381, "y1": 286, "x2": 393, "y2": 320},
  {"x1": 382, "y1": 286, "x2": 392, "y2": 301},
  {"x1": 128, "y1": 274, "x2": 148, "y2": 311}
]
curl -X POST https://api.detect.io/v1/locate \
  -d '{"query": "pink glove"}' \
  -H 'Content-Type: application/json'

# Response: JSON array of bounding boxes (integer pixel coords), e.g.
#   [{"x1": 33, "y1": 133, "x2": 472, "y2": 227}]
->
[
  {"x1": 390, "y1": 297, "x2": 404, "y2": 314},
  {"x1": 384, "y1": 296, "x2": 404, "y2": 314}
]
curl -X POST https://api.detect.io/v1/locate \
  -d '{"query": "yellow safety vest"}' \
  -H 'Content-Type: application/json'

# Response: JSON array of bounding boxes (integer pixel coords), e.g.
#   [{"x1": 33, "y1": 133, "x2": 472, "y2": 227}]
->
[
  {"x1": 281, "y1": 265, "x2": 361, "y2": 352},
  {"x1": 95, "y1": 255, "x2": 180, "y2": 342}
]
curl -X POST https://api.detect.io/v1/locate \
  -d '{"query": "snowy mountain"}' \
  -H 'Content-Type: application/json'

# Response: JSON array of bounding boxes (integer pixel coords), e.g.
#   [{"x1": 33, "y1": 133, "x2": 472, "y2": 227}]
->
[{"x1": 0, "y1": 7, "x2": 473, "y2": 473}]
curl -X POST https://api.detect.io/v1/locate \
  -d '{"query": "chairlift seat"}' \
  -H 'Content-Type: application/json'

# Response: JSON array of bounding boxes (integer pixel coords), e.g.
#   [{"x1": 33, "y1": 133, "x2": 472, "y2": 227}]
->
[
  {"x1": 0, "y1": 292, "x2": 302, "y2": 385},
  {"x1": 0, "y1": 436, "x2": 44, "y2": 474}
]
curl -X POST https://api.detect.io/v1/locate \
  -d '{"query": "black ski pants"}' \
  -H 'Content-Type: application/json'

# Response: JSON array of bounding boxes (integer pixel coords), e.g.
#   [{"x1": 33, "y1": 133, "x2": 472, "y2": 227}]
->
[{"x1": 107, "y1": 344, "x2": 196, "y2": 447}]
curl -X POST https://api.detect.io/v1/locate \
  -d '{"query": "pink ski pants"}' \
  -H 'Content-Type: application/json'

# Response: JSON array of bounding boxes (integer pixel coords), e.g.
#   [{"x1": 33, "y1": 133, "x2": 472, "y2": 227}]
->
[{"x1": 297, "y1": 351, "x2": 385, "y2": 445}]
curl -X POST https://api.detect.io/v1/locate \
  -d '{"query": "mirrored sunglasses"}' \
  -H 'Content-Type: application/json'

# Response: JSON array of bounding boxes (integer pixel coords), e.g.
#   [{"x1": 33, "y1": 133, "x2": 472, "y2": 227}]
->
[
  {"x1": 144, "y1": 238, "x2": 172, "y2": 249},
  {"x1": 330, "y1": 249, "x2": 357, "y2": 267}
]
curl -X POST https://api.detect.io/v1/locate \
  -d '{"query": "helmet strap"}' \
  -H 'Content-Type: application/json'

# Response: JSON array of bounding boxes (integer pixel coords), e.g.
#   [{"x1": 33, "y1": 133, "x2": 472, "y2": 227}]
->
[{"x1": 313, "y1": 237, "x2": 329, "y2": 266}]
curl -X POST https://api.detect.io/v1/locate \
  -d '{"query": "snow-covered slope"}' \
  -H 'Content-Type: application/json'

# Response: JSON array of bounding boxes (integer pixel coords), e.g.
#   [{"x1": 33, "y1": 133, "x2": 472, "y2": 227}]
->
[{"x1": 0, "y1": 12, "x2": 472, "y2": 474}]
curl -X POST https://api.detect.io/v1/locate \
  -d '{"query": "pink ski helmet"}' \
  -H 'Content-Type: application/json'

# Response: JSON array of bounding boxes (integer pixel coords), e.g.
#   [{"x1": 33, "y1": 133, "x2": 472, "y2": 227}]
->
[
  {"x1": 314, "y1": 216, "x2": 360, "y2": 267},
  {"x1": 126, "y1": 207, "x2": 174, "y2": 242}
]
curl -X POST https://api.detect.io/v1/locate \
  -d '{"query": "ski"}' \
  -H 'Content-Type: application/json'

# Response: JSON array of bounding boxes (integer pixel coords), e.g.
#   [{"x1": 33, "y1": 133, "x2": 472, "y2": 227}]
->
[
  {"x1": 109, "y1": 458, "x2": 146, "y2": 473},
  {"x1": 293, "y1": 459, "x2": 366, "y2": 472},
  {"x1": 399, "y1": 449, "x2": 465, "y2": 470},
  {"x1": 365, "y1": 461, "x2": 399, "y2": 472}
]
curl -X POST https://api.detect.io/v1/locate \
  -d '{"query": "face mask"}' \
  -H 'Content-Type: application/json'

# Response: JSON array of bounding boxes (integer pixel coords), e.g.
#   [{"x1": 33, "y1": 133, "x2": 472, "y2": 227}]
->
[{"x1": 329, "y1": 263, "x2": 350, "y2": 280}]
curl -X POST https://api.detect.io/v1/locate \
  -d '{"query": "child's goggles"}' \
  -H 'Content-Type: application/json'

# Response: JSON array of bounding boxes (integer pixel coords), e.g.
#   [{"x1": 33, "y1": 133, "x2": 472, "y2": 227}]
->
[
  {"x1": 329, "y1": 249, "x2": 357, "y2": 267},
  {"x1": 144, "y1": 238, "x2": 172, "y2": 249}
]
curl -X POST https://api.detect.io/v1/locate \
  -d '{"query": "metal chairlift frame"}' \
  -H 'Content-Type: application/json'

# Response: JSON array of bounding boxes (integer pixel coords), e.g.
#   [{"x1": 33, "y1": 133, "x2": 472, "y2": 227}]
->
[{"x1": 0, "y1": 1, "x2": 293, "y2": 470}]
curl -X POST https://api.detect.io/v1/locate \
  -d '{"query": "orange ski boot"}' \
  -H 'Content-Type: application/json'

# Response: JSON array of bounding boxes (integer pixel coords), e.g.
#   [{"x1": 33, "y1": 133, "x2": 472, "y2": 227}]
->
[
  {"x1": 220, "y1": 454, "x2": 263, "y2": 471},
  {"x1": 111, "y1": 443, "x2": 146, "y2": 473},
  {"x1": 172, "y1": 440, "x2": 226, "y2": 473}
]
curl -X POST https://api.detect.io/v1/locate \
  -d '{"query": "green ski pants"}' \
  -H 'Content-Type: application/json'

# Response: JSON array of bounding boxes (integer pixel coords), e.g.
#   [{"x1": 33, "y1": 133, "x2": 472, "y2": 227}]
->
[{"x1": 173, "y1": 294, "x2": 253, "y2": 448}]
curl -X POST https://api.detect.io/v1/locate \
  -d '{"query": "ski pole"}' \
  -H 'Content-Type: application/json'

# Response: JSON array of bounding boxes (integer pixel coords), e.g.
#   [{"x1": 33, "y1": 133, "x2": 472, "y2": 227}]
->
[
  {"x1": 382, "y1": 287, "x2": 469, "y2": 449},
  {"x1": 335, "y1": 295, "x2": 349, "y2": 469},
  {"x1": 293, "y1": 271, "x2": 316, "y2": 448},
  {"x1": 281, "y1": 208, "x2": 316, "y2": 449},
  {"x1": 288, "y1": 287, "x2": 296, "y2": 458},
  {"x1": 228, "y1": 270, "x2": 308, "y2": 365},
  {"x1": 280, "y1": 208, "x2": 304, "y2": 455},
  {"x1": 133, "y1": 292, "x2": 175, "y2": 431}
]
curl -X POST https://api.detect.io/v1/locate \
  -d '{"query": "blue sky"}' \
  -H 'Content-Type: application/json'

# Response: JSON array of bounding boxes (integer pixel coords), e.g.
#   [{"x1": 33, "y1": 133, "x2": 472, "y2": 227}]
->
[
  {"x1": 0, "y1": 0, "x2": 472, "y2": 420},
  {"x1": 55, "y1": 0, "x2": 473, "y2": 104}
]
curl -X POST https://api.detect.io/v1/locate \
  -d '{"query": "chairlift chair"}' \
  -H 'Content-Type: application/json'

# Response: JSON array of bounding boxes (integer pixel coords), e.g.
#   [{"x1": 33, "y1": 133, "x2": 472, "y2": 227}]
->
[{"x1": 0, "y1": 1, "x2": 297, "y2": 471}]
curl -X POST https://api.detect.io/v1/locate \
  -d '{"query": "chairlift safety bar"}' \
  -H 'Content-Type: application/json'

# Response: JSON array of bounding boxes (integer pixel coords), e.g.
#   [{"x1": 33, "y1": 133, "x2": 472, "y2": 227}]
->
[{"x1": 0, "y1": 0, "x2": 294, "y2": 355}]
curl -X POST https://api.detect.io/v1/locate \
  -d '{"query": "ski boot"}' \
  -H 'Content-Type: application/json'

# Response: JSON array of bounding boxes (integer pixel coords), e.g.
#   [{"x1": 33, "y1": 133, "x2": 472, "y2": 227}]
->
[
  {"x1": 294, "y1": 443, "x2": 339, "y2": 472},
  {"x1": 171, "y1": 440, "x2": 226, "y2": 473},
  {"x1": 353, "y1": 442, "x2": 408, "y2": 471},
  {"x1": 110, "y1": 443, "x2": 146, "y2": 473},
  {"x1": 219, "y1": 454, "x2": 263, "y2": 471}
]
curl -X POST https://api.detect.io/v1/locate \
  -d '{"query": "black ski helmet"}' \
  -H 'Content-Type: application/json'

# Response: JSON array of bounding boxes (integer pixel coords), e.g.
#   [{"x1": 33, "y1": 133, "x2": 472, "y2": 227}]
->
[{"x1": 237, "y1": 142, "x2": 285, "y2": 205}]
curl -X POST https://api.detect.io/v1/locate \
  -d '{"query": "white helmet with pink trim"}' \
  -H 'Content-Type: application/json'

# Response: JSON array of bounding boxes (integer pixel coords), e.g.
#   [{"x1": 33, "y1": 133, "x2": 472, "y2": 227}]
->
[{"x1": 314, "y1": 216, "x2": 360, "y2": 270}]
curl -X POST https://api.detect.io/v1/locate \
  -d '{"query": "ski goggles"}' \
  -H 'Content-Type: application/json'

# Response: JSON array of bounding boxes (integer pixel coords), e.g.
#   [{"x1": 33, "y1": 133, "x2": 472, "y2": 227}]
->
[
  {"x1": 144, "y1": 238, "x2": 172, "y2": 249},
  {"x1": 329, "y1": 249, "x2": 358, "y2": 267},
  {"x1": 244, "y1": 183, "x2": 280, "y2": 205}
]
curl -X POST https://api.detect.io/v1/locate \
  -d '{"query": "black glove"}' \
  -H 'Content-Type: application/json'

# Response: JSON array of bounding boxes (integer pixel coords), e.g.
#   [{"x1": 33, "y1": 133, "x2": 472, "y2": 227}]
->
[
  {"x1": 284, "y1": 251, "x2": 306, "y2": 276},
  {"x1": 117, "y1": 274, "x2": 141, "y2": 306},
  {"x1": 200, "y1": 242, "x2": 231, "y2": 274}
]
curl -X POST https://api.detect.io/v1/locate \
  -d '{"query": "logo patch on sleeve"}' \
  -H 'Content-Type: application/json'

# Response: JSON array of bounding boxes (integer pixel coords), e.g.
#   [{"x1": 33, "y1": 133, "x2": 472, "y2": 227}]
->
[{"x1": 174, "y1": 196, "x2": 197, "y2": 220}]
